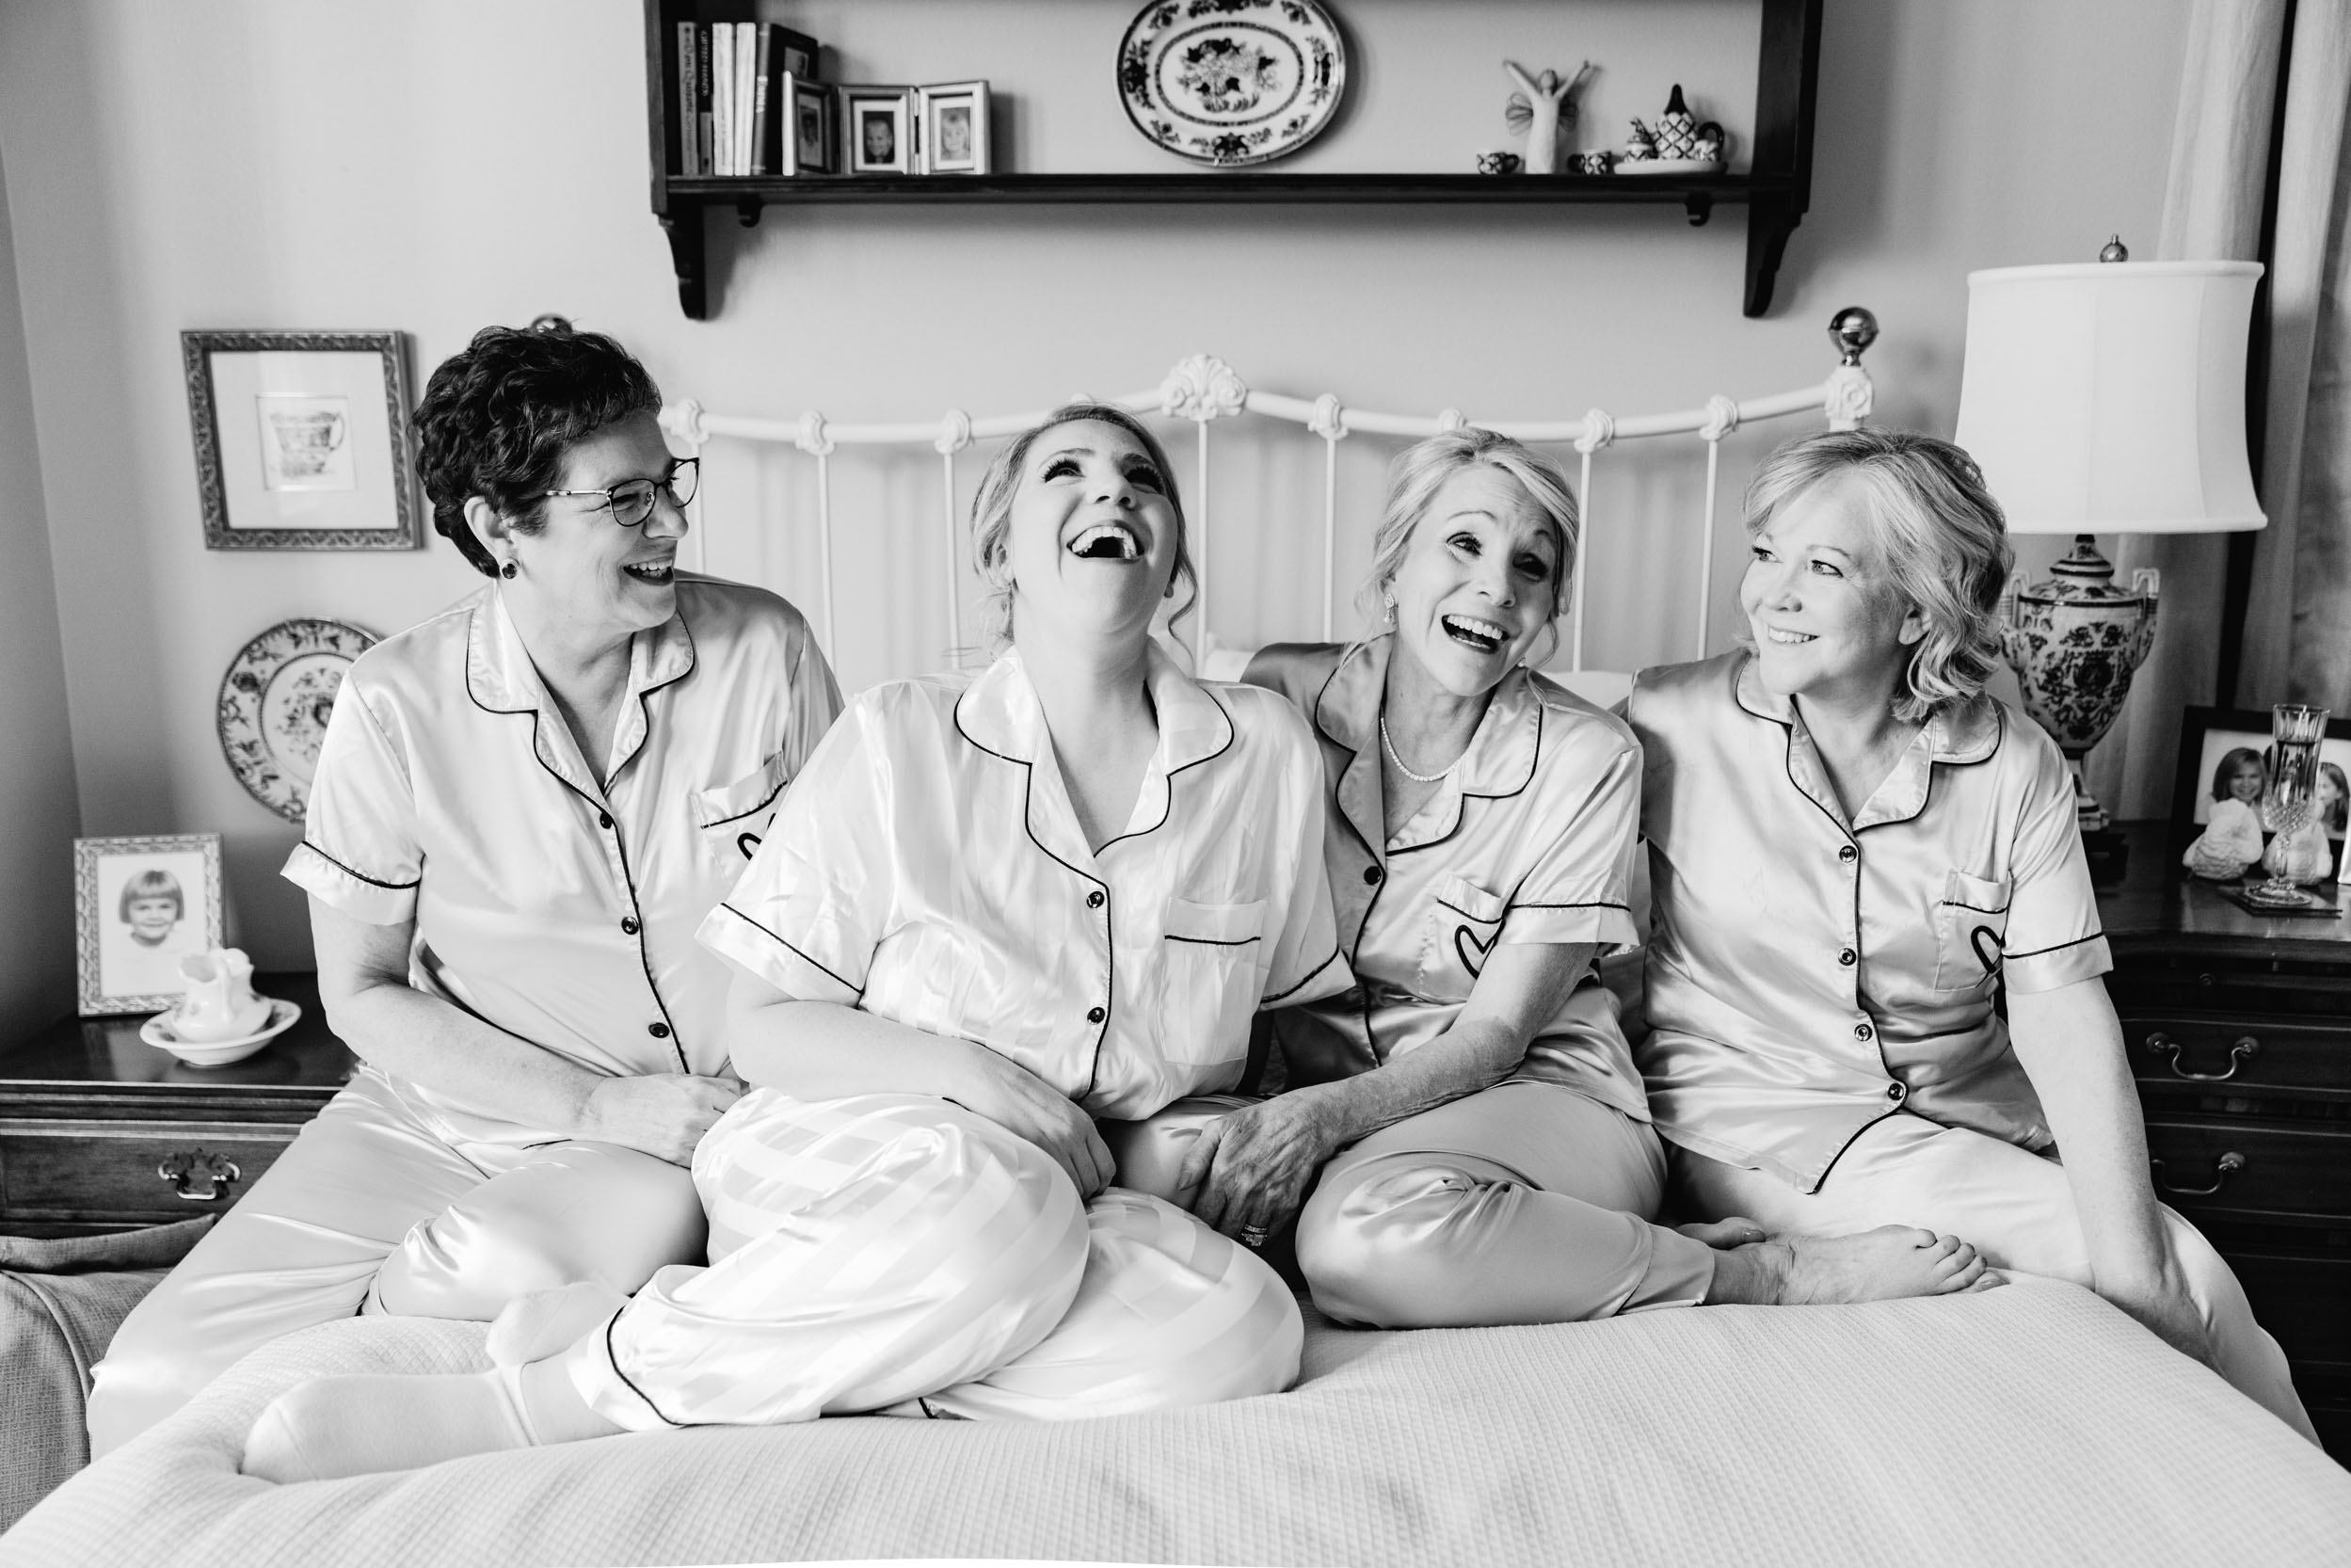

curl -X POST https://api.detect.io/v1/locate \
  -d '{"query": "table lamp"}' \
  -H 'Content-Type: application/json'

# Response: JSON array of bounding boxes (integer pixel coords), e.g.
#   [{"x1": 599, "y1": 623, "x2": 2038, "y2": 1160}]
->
[{"x1": 1954, "y1": 243, "x2": 2266, "y2": 864}]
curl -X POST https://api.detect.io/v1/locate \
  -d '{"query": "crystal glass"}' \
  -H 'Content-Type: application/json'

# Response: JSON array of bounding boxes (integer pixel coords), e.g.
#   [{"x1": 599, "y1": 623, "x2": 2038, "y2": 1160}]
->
[{"x1": 2251, "y1": 704, "x2": 2332, "y2": 906}]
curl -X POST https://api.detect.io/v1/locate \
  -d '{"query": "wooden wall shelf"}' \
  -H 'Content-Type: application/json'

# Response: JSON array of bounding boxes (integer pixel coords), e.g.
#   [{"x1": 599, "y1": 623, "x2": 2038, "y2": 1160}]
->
[{"x1": 644, "y1": 0, "x2": 1823, "y2": 322}]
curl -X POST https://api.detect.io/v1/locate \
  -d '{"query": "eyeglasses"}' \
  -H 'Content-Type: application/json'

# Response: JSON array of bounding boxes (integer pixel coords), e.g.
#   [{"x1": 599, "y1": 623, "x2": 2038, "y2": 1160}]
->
[{"x1": 535, "y1": 457, "x2": 699, "y2": 528}]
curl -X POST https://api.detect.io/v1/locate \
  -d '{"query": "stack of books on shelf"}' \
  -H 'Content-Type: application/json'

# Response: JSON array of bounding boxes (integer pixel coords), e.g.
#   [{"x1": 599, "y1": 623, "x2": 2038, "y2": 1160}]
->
[{"x1": 674, "y1": 21, "x2": 824, "y2": 177}]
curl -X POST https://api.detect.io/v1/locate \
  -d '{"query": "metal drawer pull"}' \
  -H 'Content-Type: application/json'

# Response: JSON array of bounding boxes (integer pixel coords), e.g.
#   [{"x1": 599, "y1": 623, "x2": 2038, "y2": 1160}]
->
[
  {"x1": 2149, "y1": 1151, "x2": 2246, "y2": 1197},
  {"x1": 2143, "y1": 1032, "x2": 2259, "y2": 1082},
  {"x1": 157, "y1": 1149, "x2": 242, "y2": 1203}
]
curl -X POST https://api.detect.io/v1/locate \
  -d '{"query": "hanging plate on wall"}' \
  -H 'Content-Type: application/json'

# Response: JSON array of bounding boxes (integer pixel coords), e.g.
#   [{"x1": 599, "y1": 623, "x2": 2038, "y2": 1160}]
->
[
  {"x1": 216, "y1": 617, "x2": 378, "y2": 824},
  {"x1": 1118, "y1": 0, "x2": 1348, "y2": 168}
]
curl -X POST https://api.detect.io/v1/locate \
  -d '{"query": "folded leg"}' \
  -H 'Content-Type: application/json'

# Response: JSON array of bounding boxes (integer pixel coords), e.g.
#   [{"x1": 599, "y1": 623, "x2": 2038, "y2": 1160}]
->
[
  {"x1": 370, "y1": 1141, "x2": 706, "y2": 1320},
  {"x1": 917, "y1": 1187, "x2": 1303, "y2": 1420},
  {"x1": 566, "y1": 1090, "x2": 1090, "y2": 1430},
  {"x1": 1297, "y1": 1080, "x2": 1717, "y2": 1328}
]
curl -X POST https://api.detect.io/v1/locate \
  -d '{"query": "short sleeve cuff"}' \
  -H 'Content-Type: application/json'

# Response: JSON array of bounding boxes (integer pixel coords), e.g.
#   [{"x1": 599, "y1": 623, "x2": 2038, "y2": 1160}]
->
[
  {"x1": 1263, "y1": 946, "x2": 1350, "y2": 1008},
  {"x1": 283, "y1": 841, "x2": 418, "y2": 925},
  {"x1": 696, "y1": 902, "x2": 864, "y2": 1005},
  {"x1": 2002, "y1": 931, "x2": 2113, "y2": 994},
  {"x1": 1502, "y1": 903, "x2": 1640, "y2": 951}
]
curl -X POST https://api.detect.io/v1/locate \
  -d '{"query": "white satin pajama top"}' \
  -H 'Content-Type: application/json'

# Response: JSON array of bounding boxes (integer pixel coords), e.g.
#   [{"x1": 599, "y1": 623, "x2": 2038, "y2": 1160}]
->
[
  {"x1": 697, "y1": 644, "x2": 1352, "y2": 1120},
  {"x1": 282, "y1": 577, "x2": 842, "y2": 1147},
  {"x1": 1244, "y1": 637, "x2": 1650, "y2": 1120},
  {"x1": 1628, "y1": 652, "x2": 2112, "y2": 1192}
]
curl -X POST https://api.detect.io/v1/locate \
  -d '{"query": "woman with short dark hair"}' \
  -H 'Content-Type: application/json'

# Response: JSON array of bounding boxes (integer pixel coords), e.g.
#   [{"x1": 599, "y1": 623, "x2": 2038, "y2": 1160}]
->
[
  {"x1": 1630, "y1": 426, "x2": 2316, "y2": 1440},
  {"x1": 88, "y1": 323, "x2": 842, "y2": 1453}
]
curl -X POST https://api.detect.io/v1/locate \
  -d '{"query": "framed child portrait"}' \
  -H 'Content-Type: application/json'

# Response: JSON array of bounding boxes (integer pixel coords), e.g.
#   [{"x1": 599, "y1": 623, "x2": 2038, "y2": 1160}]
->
[
  {"x1": 920, "y1": 81, "x2": 990, "y2": 174},
  {"x1": 75, "y1": 833, "x2": 228, "y2": 1016},
  {"x1": 840, "y1": 85, "x2": 915, "y2": 174},
  {"x1": 2169, "y1": 706, "x2": 2351, "y2": 882},
  {"x1": 781, "y1": 74, "x2": 836, "y2": 175}
]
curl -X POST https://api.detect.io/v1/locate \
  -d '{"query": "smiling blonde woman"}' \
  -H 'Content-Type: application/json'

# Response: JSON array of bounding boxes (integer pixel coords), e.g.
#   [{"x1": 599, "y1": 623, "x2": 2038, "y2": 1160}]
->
[
  {"x1": 1630, "y1": 425, "x2": 2316, "y2": 1441},
  {"x1": 1112, "y1": 427, "x2": 1992, "y2": 1331}
]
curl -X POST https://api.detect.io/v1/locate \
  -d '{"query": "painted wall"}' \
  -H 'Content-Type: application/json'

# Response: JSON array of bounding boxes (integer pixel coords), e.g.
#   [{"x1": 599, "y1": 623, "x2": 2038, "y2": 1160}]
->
[
  {"x1": 0, "y1": 0, "x2": 2191, "y2": 973},
  {"x1": 0, "y1": 152, "x2": 81, "y2": 1038}
]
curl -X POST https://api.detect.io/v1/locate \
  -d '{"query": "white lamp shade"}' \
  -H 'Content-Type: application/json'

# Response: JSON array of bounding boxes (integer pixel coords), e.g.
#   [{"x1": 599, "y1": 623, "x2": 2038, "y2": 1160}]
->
[{"x1": 1954, "y1": 260, "x2": 2265, "y2": 536}]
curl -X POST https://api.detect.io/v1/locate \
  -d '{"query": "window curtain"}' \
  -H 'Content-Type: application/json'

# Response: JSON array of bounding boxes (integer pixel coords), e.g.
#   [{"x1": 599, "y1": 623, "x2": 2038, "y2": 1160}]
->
[
  {"x1": 2090, "y1": 0, "x2": 2286, "y2": 818},
  {"x1": 2236, "y1": 0, "x2": 2351, "y2": 709},
  {"x1": 2090, "y1": 0, "x2": 2351, "y2": 815}
]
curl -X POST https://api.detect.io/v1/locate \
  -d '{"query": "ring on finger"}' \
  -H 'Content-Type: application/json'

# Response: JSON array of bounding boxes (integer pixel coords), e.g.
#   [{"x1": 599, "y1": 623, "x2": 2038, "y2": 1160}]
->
[{"x1": 1238, "y1": 1224, "x2": 1270, "y2": 1248}]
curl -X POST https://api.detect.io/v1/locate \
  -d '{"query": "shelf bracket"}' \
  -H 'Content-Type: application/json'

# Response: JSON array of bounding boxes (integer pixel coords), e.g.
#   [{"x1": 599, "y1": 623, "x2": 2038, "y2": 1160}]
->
[
  {"x1": 1683, "y1": 191, "x2": 1713, "y2": 228},
  {"x1": 660, "y1": 207, "x2": 710, "y2": 322},
  {"x1": 736, "y1": 198, "x2": 763, "y2": 229},
  {"x1": 1743, "y1": 192, "x2": 1801, "y2": 318}
]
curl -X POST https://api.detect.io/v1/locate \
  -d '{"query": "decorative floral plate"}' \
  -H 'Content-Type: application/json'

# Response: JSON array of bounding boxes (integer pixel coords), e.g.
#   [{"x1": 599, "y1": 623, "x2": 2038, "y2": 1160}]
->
[
  {"x1": 1118, "y1": 0, "x2": 1347, "y2": 168},
  {"x1": 217, "y1": 618, "x2": 377, "y2": 824}
]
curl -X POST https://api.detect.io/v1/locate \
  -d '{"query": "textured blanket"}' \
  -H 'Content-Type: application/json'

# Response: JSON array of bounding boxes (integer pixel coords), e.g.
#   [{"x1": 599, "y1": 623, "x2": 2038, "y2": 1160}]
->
[{"x1": 6, "y1": 1279, "x2": 2345, "y2": 1567}]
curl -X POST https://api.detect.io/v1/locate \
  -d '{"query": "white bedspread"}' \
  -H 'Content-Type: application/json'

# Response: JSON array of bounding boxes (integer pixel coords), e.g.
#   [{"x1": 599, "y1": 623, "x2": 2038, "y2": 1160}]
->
[{"x1": 6, "y1": 1281, "x2": 2345, "y2": 1568}]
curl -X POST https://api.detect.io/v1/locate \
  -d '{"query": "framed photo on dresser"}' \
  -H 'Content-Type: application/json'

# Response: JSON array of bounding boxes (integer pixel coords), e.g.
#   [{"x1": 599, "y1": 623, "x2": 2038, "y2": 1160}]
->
[{"x1": 74, "y1": 833, "x2": 227, "y2": 1016}]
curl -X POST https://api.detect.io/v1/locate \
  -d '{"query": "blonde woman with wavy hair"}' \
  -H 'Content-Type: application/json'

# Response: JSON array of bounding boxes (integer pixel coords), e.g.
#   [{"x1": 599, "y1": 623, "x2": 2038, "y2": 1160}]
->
[
  {"x1": 1628, "y1": 426, "x2": 2317, "y2": 1441},
  {"x1": 1106, "y1": 426, "x2": 1992, "y2": 1333}
]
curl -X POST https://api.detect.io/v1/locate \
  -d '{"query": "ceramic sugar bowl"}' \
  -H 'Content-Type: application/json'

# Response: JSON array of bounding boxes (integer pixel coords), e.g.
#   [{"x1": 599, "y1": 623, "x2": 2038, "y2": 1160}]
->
[{"x1": 173, "y1": 948, "x2": 275, "y2": 1043}]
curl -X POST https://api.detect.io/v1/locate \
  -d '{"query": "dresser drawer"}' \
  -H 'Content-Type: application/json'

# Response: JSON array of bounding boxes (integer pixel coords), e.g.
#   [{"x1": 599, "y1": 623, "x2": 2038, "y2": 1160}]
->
[
  {"x1": 2218, "y1": 1247, "x2": 2351, "y2": 1374},
  {"x1": 0, "y1": 1120, "x2": 296, "y2": 1224},
  {"x1": 2143, "y1": 1118, "x2": 2351, "y2": 1224},
  {"x1": 2120, "y1": 1015, "x2": 2351, "y2": 1096}
]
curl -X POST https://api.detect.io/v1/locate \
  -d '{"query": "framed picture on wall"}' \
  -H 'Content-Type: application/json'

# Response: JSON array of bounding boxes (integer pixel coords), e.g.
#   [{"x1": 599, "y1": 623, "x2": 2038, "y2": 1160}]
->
[
  {"x1": 840, "y1": 85, "x2": 916, "y2": 174},
  {"x1": 2168, "y1": 706, "x2": 2351, "y2": 878},
  {"x1": 182, "y1": 328, "x2": 422, "y2": 551},
  {"x1": 74, "y1": 832, "x2": 227, "y2": 1016},
  {"x1": 919, "y1": 81, "x2": 990, "y2": 175},
  {"x1": 781, "y1": 75, "x2": 836, "y2": 175}
]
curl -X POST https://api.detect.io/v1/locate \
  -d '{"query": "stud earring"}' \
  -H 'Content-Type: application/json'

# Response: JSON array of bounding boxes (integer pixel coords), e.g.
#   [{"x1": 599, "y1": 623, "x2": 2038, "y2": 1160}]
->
[{"x1": 500, "y1": 559, "x2": 518, "y2": 580}]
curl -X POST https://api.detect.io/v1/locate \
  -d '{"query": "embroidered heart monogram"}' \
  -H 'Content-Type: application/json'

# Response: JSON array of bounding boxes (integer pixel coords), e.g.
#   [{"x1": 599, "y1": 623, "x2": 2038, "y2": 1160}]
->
[
  {"x1": 1454, "y1": 923, "x2": 1495, "y2": 978},
  {"x1": 1969, "y1": 923, "x2": 2006, "y2": 975}
]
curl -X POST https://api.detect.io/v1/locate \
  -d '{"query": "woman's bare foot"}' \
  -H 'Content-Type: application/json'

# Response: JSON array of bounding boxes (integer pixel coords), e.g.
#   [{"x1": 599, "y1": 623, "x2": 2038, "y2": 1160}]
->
[
  {"x1": 1676, "y1": 1216, "x2": 1767, "y2": 1249},
  {"x1": 1704, "y1": 1225, "x2": 1994, "y2": 1305}
]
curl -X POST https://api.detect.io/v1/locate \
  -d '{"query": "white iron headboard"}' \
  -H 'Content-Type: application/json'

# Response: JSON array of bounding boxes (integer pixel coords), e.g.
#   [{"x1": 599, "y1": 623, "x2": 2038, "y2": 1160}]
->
[{"x1": 658, "y1": 310, "x2": 1879, "y2": 686}]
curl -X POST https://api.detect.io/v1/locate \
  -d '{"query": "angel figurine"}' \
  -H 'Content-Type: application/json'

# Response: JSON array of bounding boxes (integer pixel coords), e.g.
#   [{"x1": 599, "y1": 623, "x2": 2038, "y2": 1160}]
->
[{"x1": 1505, "y1": 60, "x2": 1597, "y2": 175}]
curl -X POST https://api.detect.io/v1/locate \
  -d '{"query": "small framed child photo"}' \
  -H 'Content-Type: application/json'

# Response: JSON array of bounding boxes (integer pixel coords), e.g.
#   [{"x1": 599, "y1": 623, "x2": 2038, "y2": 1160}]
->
[
  {"x1": 840, "y1": 85, "x2": 915, "y2": 174},
  {"x1": 920, "y1": 81, "x2": 990, "y2": 175},
  {"x1": 781, "y1": 75, "x2": 835, "y2": 175},
  {"x1": 75, "y1": 833, "x2": 227, "y2": 1016}
]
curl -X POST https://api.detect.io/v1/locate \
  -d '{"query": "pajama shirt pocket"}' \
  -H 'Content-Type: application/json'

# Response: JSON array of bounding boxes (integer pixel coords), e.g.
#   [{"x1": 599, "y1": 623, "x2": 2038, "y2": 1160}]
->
[
  {"x1": 692, "y1": 752, "x2": 792, "y2": 873},
  {"x1": 1157, "y1": 898, "x2": 1267, "y2": 1064},
  {"x1": 1422, "y1": 874, "x2": 1508, "y2": 998},
  {"x1": 1932, "y1": 870, "x2": 2012, "y2": 992}
]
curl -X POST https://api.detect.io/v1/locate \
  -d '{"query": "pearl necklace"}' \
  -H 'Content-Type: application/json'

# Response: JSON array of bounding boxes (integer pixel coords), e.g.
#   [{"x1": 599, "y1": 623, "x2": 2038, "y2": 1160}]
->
[{"x1": 1380, "y1": 712, "x2": 1465, "y2": 784}]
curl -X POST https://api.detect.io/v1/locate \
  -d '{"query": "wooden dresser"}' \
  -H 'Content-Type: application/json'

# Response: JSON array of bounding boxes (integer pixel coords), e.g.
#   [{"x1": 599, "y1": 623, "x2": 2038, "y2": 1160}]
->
[
  {"x1": 2100, "y1": 824, "x2": 2351, "y2": 1459},
  {"x1": 0, "y1": 973, "x2": 354, "y2": 1239}
]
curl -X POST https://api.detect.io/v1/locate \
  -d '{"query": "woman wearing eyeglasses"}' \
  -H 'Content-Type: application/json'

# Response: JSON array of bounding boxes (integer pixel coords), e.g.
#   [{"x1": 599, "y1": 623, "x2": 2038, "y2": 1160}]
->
[{"x1": 88, "y1": 324, "x2": 843, "y2": 1454}]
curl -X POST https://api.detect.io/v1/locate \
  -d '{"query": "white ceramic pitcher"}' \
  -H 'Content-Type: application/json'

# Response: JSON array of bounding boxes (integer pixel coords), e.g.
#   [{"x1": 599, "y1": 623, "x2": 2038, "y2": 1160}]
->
[{"x1": 174, "y1": 948, "x2": 274, "y2": 1042}]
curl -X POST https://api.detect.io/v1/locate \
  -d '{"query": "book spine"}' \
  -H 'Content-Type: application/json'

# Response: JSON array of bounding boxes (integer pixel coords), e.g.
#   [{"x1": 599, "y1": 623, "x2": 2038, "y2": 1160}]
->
[
  {"x1": 750, "y1": 26, "x2": 774, "y2": 176},
  {"x1": 696, "y1": 24, "x2": 713, "y2": 177},
  {"x1": 674, "y1": 22, "x2": 698, "y2": 175},
  {"x1": 711, "y1": 23, "x2": 733, "y2": 175},
  {"x1": 737, "y1": 24, "x2": 760, "y2": 177}
]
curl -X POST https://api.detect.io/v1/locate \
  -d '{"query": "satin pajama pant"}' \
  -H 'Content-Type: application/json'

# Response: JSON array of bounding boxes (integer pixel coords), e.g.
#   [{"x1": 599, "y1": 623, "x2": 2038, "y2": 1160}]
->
[
  {"x1": 562, "y1": 1089, "x2": 1303, "y2": 1431},
  {"x1": 88, "y1": 1067, "x2": 704, "y2": 1457},
  {"x1": 1109, "y1": 1080, "x2": 1719, "y2": 1329},
  {"x1": 1672, "y1": 1113, "x2": 2321, "y2": 1443}
]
